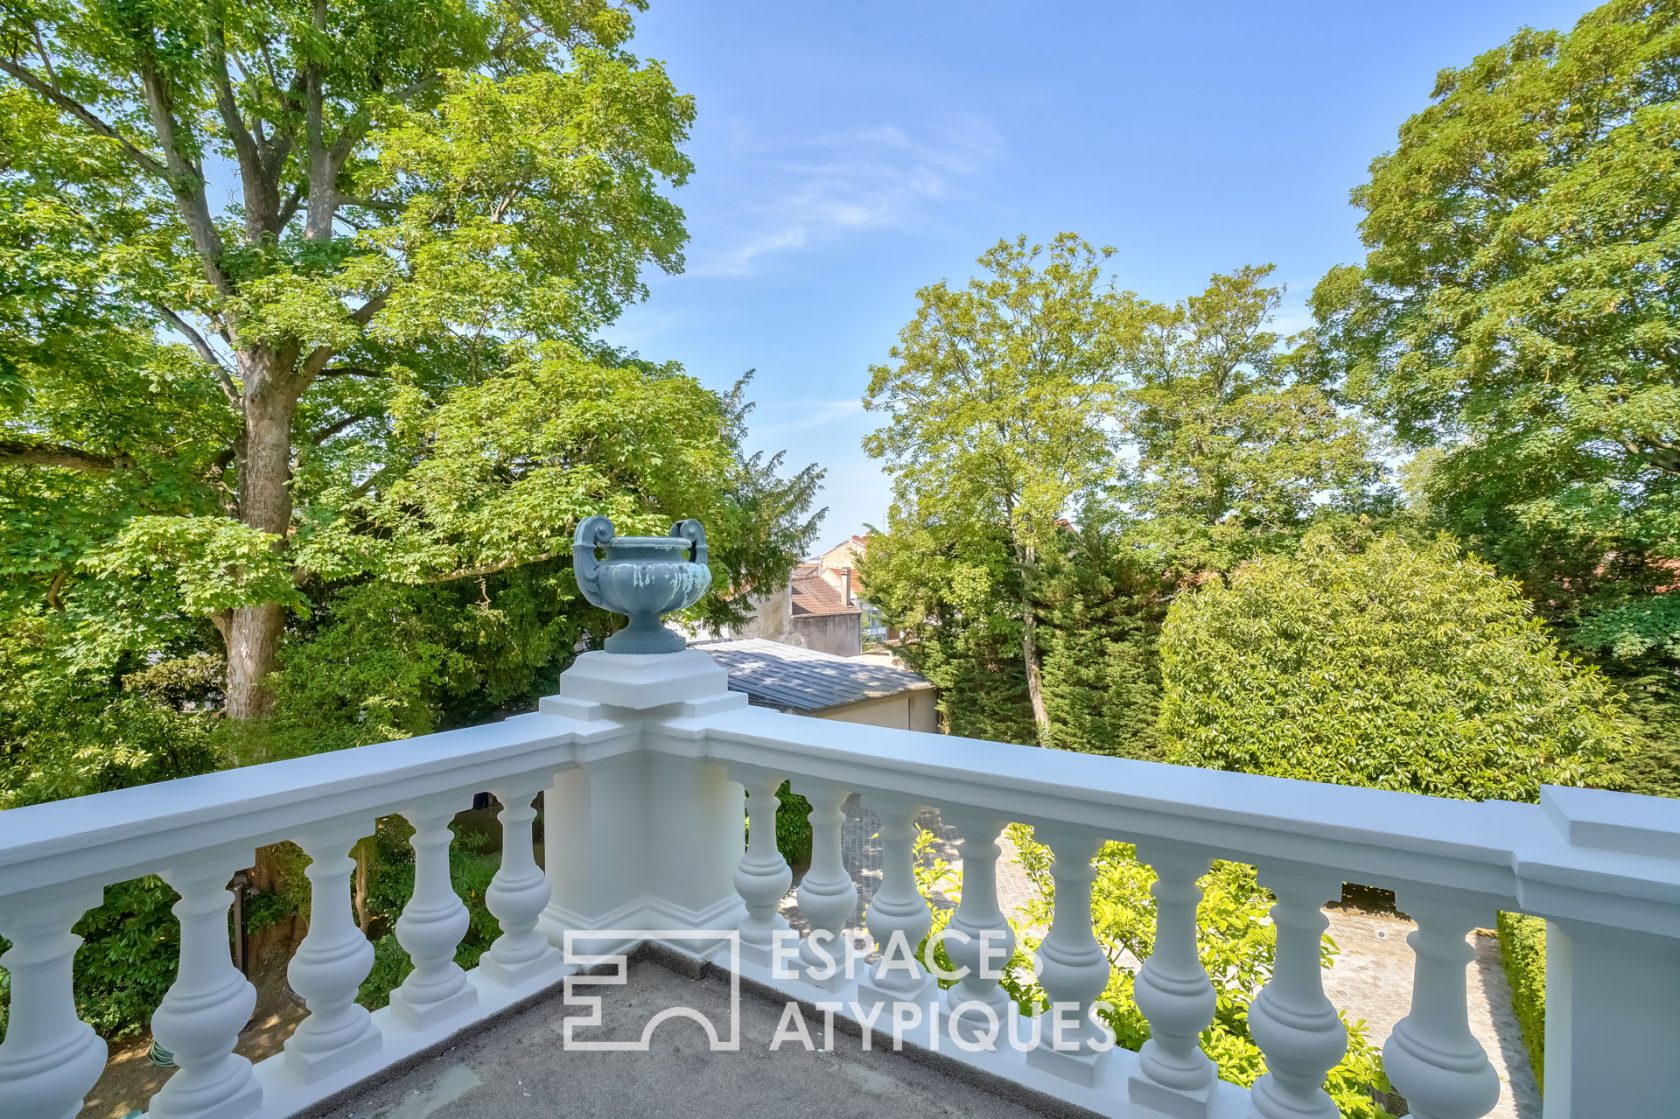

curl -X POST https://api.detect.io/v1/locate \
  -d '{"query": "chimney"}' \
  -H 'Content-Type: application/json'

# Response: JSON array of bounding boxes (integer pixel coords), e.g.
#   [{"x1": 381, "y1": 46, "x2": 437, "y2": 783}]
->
[{"x1": 843, "y1": 567, "x2": 852, "y2": 606}]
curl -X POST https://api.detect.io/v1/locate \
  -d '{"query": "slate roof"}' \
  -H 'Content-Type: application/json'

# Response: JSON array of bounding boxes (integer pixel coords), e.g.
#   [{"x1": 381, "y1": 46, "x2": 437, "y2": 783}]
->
[{"x1": 695, "y1": 638, "x2": 931, "y2": 713}]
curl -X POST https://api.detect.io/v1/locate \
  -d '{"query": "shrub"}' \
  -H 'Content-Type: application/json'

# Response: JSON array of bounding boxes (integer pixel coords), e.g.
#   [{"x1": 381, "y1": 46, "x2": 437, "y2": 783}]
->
[
  {"x1": 1497, "y1": 911, "x2": 1546, "y2": 1088},
  {"x1": 1159, "y1": 528, "x2": 1631, "y2": 801},
  {"x1": 774, "y1": 782, "x2": 813, "y2": 867}
]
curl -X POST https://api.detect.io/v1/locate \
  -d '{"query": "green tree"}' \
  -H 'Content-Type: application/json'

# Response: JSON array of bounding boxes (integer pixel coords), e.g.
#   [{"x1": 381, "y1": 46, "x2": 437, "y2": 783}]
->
[
  {"x1": 1312, "y1": 0, "x2": 1680, "y2": 784},
  {"x1": 859, "y1": 511, "x2": 1038, "y2": 744},
  {"x1": 1129, "y1": 265, "x2": 1382, "y2": 572},
  {"x1": 1158, "y1": 528, "x2": 1632, "y2": 800},
  {"x1": 1038, "y1": 511, "x2": 1165, "y2": 757},
  {"x1": 863, "y1": 233, "x2": 1141, "y2": 743},
  {"x1": 0, "y1": 0, "x2": 695, "y2": 717}
]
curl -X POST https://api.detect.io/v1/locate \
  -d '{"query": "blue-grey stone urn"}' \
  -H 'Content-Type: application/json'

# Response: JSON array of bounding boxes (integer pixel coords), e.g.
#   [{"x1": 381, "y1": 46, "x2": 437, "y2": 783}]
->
[{"x1": 573, "y1": 516, "x2": 711, "y2": 654}]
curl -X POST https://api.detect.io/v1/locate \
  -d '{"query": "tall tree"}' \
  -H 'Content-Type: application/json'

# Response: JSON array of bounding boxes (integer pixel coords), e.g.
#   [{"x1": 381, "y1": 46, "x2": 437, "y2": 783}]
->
[
  {"x1": 1128, "y1": 264, "x2": 1381, "y2": 572},
  {"x1": 863, "y1": 233, "x2": 1139, "y2": 742},
  {"x1": 1312, "y1": 0, "x2": 1680, "y2": 767},
  {"x1": 1, "y1": 0, "x2": 694, "y2": 716},
  {"x1": 859, "y1": 512, "x2": 1038, "y2": 745}
]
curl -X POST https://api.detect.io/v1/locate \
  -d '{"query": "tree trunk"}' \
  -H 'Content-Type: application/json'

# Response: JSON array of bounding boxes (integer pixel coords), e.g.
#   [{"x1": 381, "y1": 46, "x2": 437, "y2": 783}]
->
[
  {"x1": 224, "y1": 350, "x2": 299, "y2": 720},
  {"x1": 1016, "y1": 537, "x2": 1050, "y2": 746},
  {"x1": 1022, "y1": 601, "x2": 1051, "y2": 747}
]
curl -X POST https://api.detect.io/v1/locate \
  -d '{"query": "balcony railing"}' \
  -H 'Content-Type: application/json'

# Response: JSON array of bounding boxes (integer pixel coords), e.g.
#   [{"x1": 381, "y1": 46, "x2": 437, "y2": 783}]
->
[{"x1": 3, "y1": 642, "x2": 1679, "y2": 1119}]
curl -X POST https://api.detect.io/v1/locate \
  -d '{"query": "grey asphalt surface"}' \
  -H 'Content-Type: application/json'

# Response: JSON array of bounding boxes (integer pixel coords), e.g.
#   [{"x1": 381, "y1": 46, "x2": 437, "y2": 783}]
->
[{"x1": 322, "y1": 960, "x2": 1052, "y2": 1119}]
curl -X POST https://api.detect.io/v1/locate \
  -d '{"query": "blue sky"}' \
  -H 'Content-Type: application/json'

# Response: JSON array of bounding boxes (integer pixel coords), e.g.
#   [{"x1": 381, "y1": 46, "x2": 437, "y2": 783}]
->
[{"x1": 604, "y1": 1, "x2": 1596, "y2": 551}]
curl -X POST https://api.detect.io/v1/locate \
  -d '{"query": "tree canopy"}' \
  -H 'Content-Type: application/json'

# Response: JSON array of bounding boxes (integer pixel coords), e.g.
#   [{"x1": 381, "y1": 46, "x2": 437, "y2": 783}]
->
[
  {"x1": 1129, "y1": 264, "x2": 1381, "y2": 572},
  {"x1": 0, "y1": 1, "x2": 821, "y2": 796},
  {"x1": 863, "y1": 233, "x2": 1140, "y2": 741},
  {"x1": 1312, "y1": 0, "x2": 1680, "y2": 792},
  {"x1": 0, "y1": 0, "x2": 744, "y2": 719}
]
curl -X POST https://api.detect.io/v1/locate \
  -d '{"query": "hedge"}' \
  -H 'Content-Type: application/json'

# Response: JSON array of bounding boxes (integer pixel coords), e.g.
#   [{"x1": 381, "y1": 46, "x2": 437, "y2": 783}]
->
[{"x1": 1497, "y1": 911, "x2": 1546, "y2": 1088}]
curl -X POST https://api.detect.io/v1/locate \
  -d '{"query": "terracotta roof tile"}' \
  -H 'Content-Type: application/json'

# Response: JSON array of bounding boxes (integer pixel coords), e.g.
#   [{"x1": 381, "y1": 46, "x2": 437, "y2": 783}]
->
[{"x1": 790, "y1": 572, "x2": 859, "y2": 617}]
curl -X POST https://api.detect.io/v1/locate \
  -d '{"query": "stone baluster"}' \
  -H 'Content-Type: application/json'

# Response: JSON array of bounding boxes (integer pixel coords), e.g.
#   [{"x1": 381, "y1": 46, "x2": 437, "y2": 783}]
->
[
  {"x1": 389, "y1": 798, "x2": 476, "y2": 1028},
  {"x1": 1129, "y1": 841, "x2": 1218, "y2": 1116},
  {"x1": 1026, "y1": 825, "x2": 1112, "y2": 1084},
  {"x1": 942, "y1": 808, "x2": 1016, "y2": 1039},
  {"x1": 480, "y1": 782, "x2": 560, "y2": 986},
  {"x1": 733, "y1": 770, "x2": 793, "y2": 968},
  {"x1": 858, "y1": 793, "x2": 935, "y2": 1009},
  {"x1": 1382, "y1": 891, "x2": 1500, "y2": 1119},
  {"x1": 794, "y1": 781, "x2": 859, "y2": 990},
  {"x1": 1246, "y1": 866, "x2": 1347, "y2": 1119},
  {"x1": 147, "y1": 852, "x2": 262, "y2": 1119},
  {"x1": 0, "y1": 884, "x2": 107, "y2": 1119},
  {"x1": 284, "y1": 821, "x2": 380, "y2": 1079}
]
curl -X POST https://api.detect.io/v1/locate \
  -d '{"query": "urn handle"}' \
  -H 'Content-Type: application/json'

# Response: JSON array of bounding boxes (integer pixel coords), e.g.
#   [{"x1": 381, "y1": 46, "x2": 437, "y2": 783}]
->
[
  {"x1": 572, "y1": 515, "x2": 615, "y2": 606},
  {"x1": 671, "y1": 519, "x2": 708, "y2": 567}
]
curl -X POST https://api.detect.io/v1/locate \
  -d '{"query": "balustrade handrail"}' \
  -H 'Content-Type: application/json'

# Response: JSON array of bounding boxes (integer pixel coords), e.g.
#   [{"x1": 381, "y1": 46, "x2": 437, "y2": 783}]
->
[
  {"x1": 660, "y1": 701, "x2": 1680, "y2": 938},
  {"x1": 5, "y1": 670, "x2": 1680, "y2": 939},
  {"x1": 0, "y1": 711, "x2": 636, "y2": 898}
]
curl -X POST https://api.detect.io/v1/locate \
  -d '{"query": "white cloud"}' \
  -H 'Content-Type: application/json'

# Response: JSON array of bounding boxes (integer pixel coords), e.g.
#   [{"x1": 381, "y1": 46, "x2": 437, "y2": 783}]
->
[
  {"x1": 752, "y1": 397, "x2": 865, "y2": 436},
  {"x1": 690, "y1": 117, "x2": 1002, "y2": 277}
]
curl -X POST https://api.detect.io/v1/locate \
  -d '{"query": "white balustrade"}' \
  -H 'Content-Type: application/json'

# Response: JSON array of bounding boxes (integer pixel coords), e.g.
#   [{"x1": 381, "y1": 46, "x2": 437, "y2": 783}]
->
[
  {"x1": 4, "y1": 611, "x2": 1680, "y2": 1119},
  {"x1": 388, "y1": 799, "x2": 476, "y2": 1029},
  {"x1": 480, "y1": 782, "x2": 560, "y2": 986},
  {"x1": 1246, "y1": 866, "x2": 1347, "y2": 1119},
  {"x1": 0, "y1": 884, "x2": 107, "y2": 1119},
  {"x1": 1130, "y1": 841, "x2": 1218, "y2": 1116},
  {"x1": 1382, "y1": 891, "x2": 1501, "y2": 1119},
  {"x1": 793, "y1": 781, "x2": 859, "y2": 989},
  {"x1": 941, "y1": 808, "x2": 1015, "y2": 1034},
  {"x1": 858, "y1": 793, "x2": 935, "y2": 1008},
  {"x1": 147, "y1": 852, "x2": 262, "y2": 1119},
  {"x1": 1025, "y1": 824, "x2": 1112, "y2": 1083},
  {"x1": 732, "y1": 770, "x2": 793, "y2": 968},
  {"x1": 284, "y1": 821, "x2": 381, "y2": 1079}
]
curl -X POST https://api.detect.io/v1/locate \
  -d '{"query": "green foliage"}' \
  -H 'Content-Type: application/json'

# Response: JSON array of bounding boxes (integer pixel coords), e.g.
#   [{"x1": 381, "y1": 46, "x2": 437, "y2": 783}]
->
[
  {"x1": 1497, "y1": 911, "x2": 1547, "y2": 1089},
  {"x1": 774, "y1": 782, "x2": 813, "y2": 868},
  {"x1": 743, "y1": 781, "x2": 814, "y2": 868},
  {"x1": 1128, "y1": 265, "x2": 1383, "y2": 574},
  {"x1": 863, "y1": 246, "x2": 1385, "y2": 751},
  {"x1": 864, "y1": 233, "x2": 1142, "y2": 742},
  {"x1": 0, "y1": 876, "x2": 183, "y2": 1042},
  {"x1": 0, "y1": 612, "x2": 228, "y2": 810},
  {"x1": 70, "y1": 877, "x2": 184, "y2": 1040},
  {"x1": 1039, "y1": 517, "x2": 1167, "y2": 758},
  {"x1": 1159, "y1": 528, "x2": 1632, "y2": 800},
  {"x1": 0, "y1": 0, "x2": 818, "y2": 725},
  {"x1": 861, "y1": 516, "x2": 1038, "y2": 744},
  {"x1": 1000, "y1": 826, "x2": 1392, "y2": 1116},
  {"x1": 1313, "y1": 0, "x2": 1680, "y2": 789}
]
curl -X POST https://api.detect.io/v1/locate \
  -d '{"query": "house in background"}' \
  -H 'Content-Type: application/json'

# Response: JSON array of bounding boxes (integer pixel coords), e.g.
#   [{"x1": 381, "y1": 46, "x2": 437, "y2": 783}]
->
[
  {"x1": 714, "y1": 561, "x2": 863, "y2": 656},
  {"x1": 707, "y1": 532, "x2": 908, "y2": 657},
  {"x1": 814, "y1": 533, "x2": 891, "y2": 644},
  {"x1": 696, "y1": 637, "x2": 936, "y2": 731}
]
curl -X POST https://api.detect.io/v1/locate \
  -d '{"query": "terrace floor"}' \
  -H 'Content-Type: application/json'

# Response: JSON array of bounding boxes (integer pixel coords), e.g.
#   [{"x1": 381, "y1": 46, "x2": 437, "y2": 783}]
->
[{"x1": 307, "y1": 957, "x2": 1058, "y2": 1119}]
